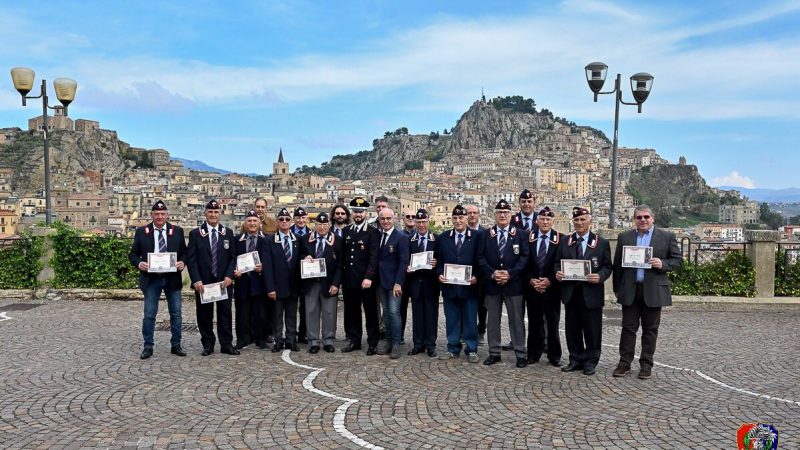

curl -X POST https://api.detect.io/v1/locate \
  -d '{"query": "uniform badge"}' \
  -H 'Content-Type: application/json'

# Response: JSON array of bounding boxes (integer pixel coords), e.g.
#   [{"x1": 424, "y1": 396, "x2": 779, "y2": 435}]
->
[
  {"x1": 223, "y1": 240, "x2": 229, "y2": 249},
  {"x1": 512, "y1": 244, "x2": 520, "y2": 255},
  {"x1": 388, "y1": 245, "x2": 395, "y2": 253},
  {"x1": 360, "y1": 244, "x2": 365, "y2": 251},
  {"x1": 591, "y1": 257, "x2": 599, "y2": 269}
]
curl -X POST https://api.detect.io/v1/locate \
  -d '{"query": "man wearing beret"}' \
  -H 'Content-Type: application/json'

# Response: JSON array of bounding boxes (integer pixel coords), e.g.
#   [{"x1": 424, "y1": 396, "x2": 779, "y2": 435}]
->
[
  {"x1": 406, "y1": 209, "x2": 440, "y2": 357},
  {"x1": 555, "y1": 207, "x2": 613, "y2": 376},
  {"x1": 186, "y1": 200, "x2": 238, "y2": 356},
  {"x1": 375, "y1": 206, "x2": 410, "y2": 359},
  {"x1": 128, "y1": 200, "x2": 187, "y2": 360},
  {"x1": 290, "y1": 206, "x2": 311, "y2": 343},
  {"x1": 264, "y1": 208, "x2": 302, "y2": 352},
  {"x1": 299, "y1": 212, "x2": 342, "y2": 353},
  {"x1": 436, "y1": 205, "x2": 482, "y2": 362},
  {"x1": 477, "y1": 199, "x2": 530, "y2": 368},
  {"x1": 232, "y1": 209, "x2": 268, "y2": 351},
  {"x1": 341, "y1": 197, "x2": 382, "y2": 355},
  {"x1": 512, "y1": 189, "x2": 538, "y2": 235},
  {"x1": 612, "y1": 205, "x2": 682, "y2": 379},
  {"x1": 525, "y1": 206, "x2": 565, "y2": 366}
]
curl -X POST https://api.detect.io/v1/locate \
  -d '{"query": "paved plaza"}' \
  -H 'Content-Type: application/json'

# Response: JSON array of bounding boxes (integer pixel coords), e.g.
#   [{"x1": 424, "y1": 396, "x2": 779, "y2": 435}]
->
[{"x1": 0, "y1": 298, "x2": 798, "y2": 449}]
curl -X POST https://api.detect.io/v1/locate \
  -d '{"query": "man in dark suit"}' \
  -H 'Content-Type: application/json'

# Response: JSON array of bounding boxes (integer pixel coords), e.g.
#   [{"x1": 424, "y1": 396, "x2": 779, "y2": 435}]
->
[
  {"x1": 231, "y1": 210, "x2": 268, "y2": 350},
  {"x1": 555, "y1": 206, "x2": 613, "y2": 376},
  {"x1": 264, "y1": 208, "x2": 302, "y2": 353},
  {"x1": 290, "y1": 206, "x2": 311, "y2": 343},
  {"x1": 525, "y1": 206, "x2": 564, "y2": 366},
  {"x1": 340, "y1": 197, "x2": 381, "y2": 355},
  {"x1": 128, "y1": 200, "x2": 187, "y2": 360},
  {"x1": 466, "y1": 205, "x2": 488, "y2": 343},
  {"x1": 406, "y1": 209, "x2": 440, "y2": 357},
  {"x1": 477, "y1": 199, "x2": 530, "y2": 368},
  {"x1": 186, "y1": 200, "x2": 238, "y2": 356},
  {"x1": 612, "y1": 205, "x2": 682, "y2": 379},
  {"x1": 511, "y1": 189, "x2": 538, "y2": 234},
  {"x1": 375, "y1": 207, "x2": 410, "y2": 359},
  {"x1": 436, "y1": 205, "x2": 482, "y2": 362},
  {"x1": 299, "y1": 213, "x2": 342, "y2": 353}
]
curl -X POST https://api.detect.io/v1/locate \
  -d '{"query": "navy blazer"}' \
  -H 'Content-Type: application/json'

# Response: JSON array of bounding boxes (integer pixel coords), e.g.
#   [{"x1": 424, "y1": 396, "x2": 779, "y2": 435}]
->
[
  {"x1": 299, "y1": 232, "x2": 343, "y2": 291},
  {"x1": 263, "y1": 231, "x2": 302, "y2": 299},
  {"x1": 406, "y1": 231, "x2": 440, "y2": 301},
  {"x1": 553, "y1": 231, "x2": 613, "y2": 309},
  {"x1": 477, "y1": 225, "x2": 530, "y2": 296},
  {"x1": 376, "y1": 228, "x2": 410, "y2": 290},
  {"x1": 232, "y1": 232, "x2": 268, "y2": 299},
  {"x1": 511, "y1": 211, "x2": 538, "y2": 235},
  {"x1": 186, "y1": 223, "x2": 236, "y2": 285},
  {"x1": 434, "y1": 228, "x2": 482, "y2": 300},
  {"x1": 128, "y1": 222, "x2": 186, "y2": 291},
  {"x1": 526, "y1": 228, "x2": 565, "y2": 302}
]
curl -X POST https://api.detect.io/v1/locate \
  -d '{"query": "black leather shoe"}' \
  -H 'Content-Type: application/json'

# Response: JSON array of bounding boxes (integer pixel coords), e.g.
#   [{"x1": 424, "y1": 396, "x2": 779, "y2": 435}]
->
[
  {"x1": 266, "y1": 335, "x2": 275, "y2": 344},
  {"x1": 171, "y1": 346, "x2": 187, "y2": 357},
  {"x1": 366, "y1": 346, "x2": 377, "y2": 356},
  {"x1": 583, "y1": 365, "x2": 596, "y2": 376},
  {"x1": 561, "y1": 361, "x2": 583, "y2": 372},
  {"x1": 309, "y1": 346, "x2": 320, "y2": 354},
  {"x1": 483, "y1": 355, "x2": 502, "y2": 366},
  {"x1": 427, "y1": 349, "x2": 437, "y2": 358},
  {"x1": 324, "y1": 345, "x2": 335, "y2": 353},
  {"x1": 407, "y1": 347, "x2": 424, "y2": 356},
  {"x1": 256, "y1": 342, "x2": 269, "y2": 350},
  {"x1": 221, "y1": 345, "x2": 240, "y2": 356},
  {"x1": 140, "y1": 347, "x2": 153, "y2": 359},
  {"x1": 271, "y1": 344, "x2": 283, "y2": 353},
  {"x1": 201, "y1": 348, "x2": 214, "y2": 356},
  {"x1": 516, "y1": 357, "x2": 528, "y2": 368},
  {"x1": 501, "y1": 342, "x2": 513, "y2": 351},
  {"x1": 234, "y1": 342, "x2": 249, "y2": 350},
  {"x1": 527, "y1": 356, "x2": 540, "y2": 364},
  {"x1": 548, "y1": 359, "x2": 562, "y2": 367},
  {"x1": 298, "y1": 337, "x2": 308, "y2": 344},
  {"x1": 290, "y1": 343, "x2": 300, "y2": 351},
  {"x1": 341, "y1": 343, "x2": 362, "y2": 353}
]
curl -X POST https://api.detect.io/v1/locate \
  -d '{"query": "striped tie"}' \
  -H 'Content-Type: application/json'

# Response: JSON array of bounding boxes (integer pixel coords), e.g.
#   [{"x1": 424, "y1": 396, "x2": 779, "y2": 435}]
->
[
  {"x1": 537, "y1": 234, "x2": 547, "y2": 271},
  {"x1": 498, "y1": 229, "x2": 506, "y2": 259},
  {"x1": 316, "y1": 237, "x2": 324, "y2": 258},
  {"x1": 210, "y1": 228, "x2": 218, "y2": 277},
  {"x1": 576, "y1": 236, "x2": 585, "y2": 259},
  {"x1": 158, "y1": 229, "x2": 167, "y2": 253},
  {"x1": 283, "y1": 235, "x2": 291, "y2": 262},
  {"x1": 456, "y1": 233, "x2": 463, "y2": 251}
]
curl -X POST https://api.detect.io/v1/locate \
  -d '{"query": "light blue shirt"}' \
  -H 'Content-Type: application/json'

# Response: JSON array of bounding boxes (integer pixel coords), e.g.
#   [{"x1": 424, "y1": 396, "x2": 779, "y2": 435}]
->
[
  {"x1": 535, "y1": 231, "x2": 550, "y2": 254},
  {"x1": 496, "y1": 226, "x2": 510, "y2": 245},
  {"x1": 636, "y1": 226, "x2": 654, "y2": 283}
]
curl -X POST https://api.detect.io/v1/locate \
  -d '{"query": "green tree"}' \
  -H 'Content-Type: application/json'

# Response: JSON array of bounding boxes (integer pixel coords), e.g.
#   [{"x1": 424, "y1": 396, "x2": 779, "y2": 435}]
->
[
  {"x1": 788, "y1": 214, "x2": 800, "y2": 224},
  {"x1": 759, "y1": 202, "x2": 785, "y2": 230}
]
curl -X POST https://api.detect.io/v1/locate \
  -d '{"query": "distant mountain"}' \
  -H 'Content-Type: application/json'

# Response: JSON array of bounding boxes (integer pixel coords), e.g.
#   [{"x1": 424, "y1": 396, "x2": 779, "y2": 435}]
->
[
  {"x1": 171, "y1": 157, "x2": 258, "y2": 177},
  {"x1": 718, "y1": 186, "x2": 800, "y2": 202}
]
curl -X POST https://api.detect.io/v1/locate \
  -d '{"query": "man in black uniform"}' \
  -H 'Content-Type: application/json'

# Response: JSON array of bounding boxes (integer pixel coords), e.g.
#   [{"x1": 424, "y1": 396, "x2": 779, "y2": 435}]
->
[
  {"x1": 232, "y1": 210, "x2": 268, "y2": 350},
  {"x1": 264, "y1": 208, "x2": 302, "y2": 352},
  {"x1": 406, "y1": 209, "x2": 440, "y2": 357},
  {"x1": 340, "y1": 197, "x2": 381, "y2": 355},
  {"x1": 186, "y1": 200, "x2": 238, "y2": 356}
]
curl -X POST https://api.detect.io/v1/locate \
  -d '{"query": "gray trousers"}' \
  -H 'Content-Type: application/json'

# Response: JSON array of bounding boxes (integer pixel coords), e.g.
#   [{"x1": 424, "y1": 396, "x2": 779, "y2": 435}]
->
[
  {"x1": 273, "y1": 296, "x2": 298, "y2": 345},
  {"x1": 486, "y1": 293, "x2": 526, "y2": 359},
  {"x1": 304, "y1": 281, "x2": 338, "y2": 346}
]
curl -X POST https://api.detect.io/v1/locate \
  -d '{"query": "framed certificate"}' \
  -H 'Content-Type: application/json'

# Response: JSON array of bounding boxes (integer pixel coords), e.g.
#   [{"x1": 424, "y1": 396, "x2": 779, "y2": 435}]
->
[
  {"x1": 443, "y1": 264, "x2": 472, "y2": 285},
  {"x1": 237, "y1": 251, "x2": 261, "y2": 274},
  {"x1": 561, "y1": 259, "x2": 591, "y2": 281},
  {"x1": 200, "y1": 281, "x2": 228, "y2": 304},
  {"x1": 622, "y1": 246, "x2": 652, "y2": 269},
  {"x1": 301, "y1": 258, "x2": 327, "y2": 279},
  {"x1": 409, "y1": 251, "x2": 434, "y2": 271},
  {"x1": 147, "y1": 252, "x2": 177, "y2": 273}
]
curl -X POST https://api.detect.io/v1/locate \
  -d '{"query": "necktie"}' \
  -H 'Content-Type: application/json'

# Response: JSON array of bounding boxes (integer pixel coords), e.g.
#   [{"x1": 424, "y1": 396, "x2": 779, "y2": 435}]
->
[
  {"x1": 380, "y1": 231, "x2": 388, "y2": 249},
  {"x1": 418, "y1": 235, "x2": 425, "y2": 252},
  {"x1": 211, "y1": 228, "x2": 219, "y2": 277},
  {"x1": 283, "y1": 235, "x2": 291, "y2": 262},
  {"x1": 537, "y1": 234, "x2": 548, "y2": 271},
  {"x1": 498, "y1": 229, "x2": 506, "y2": 258},
  {"x1": 336, "y1": 227, "x2": 342, "y2": 238},
  {"x1": 524, "y1": 217, "x2": 530, "y2": 232},
  {"x1": 158, "y1": 228, "x2": 167, "y2": 253},
  {"x1": 576, "y1": 236, "x2": 584, "y2": 259},
  {"x1": 456, "y1": 233, "x2": 463, "y2": 251},
  {"x1": 316, "y1": 237, "x2": 325, "y2": 258},
  {"x1": 247, "y1": 234, "x2": 256, "y2": 252}
]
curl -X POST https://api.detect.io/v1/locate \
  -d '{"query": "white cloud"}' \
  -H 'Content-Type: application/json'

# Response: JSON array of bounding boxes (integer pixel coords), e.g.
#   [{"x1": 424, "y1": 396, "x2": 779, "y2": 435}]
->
[{"x1": 711, "y1": 171, "x2": 756, "y2": 188}]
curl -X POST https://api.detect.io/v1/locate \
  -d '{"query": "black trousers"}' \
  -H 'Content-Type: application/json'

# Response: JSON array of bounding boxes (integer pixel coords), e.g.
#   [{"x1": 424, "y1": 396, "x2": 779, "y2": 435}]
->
[
  {"x1": 195, "y1": 294, "x2": 233, "y2": 350},
  {"x1": 619, "y1": 284, "x2": 662, "y2": 368},
  {"x1": 297, "y1": 291, "x2": 307, "y2": 341},
  {"x1": 526, "y1": 294, "x2": 561, "y2": 362},
  {"x1": 564, "y1": 291, "x2": 602, "y2": 368},
  {"x1": 235, "y1": 294, "x2": 266, "y2": 345},
  {"x1": 273, "y1": 296, "x2": 298, "y2": 346},
  {"x1": 411, "y1": 292, "x2": 439, "y2": 351},
  {"x1": 342, "y1": 285, "x2": 379, "y2": 347},
  {"x1": 477, "y1": 282, "x2": 487, "y2": 335}
]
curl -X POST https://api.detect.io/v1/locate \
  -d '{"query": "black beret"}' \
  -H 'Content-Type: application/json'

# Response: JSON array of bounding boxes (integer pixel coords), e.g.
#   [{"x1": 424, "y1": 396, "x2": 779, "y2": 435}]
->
[
  {"x1": 316, "y1": 212, "x2": 330, "y2": 224},
  {"x1": 495, "y1": 199, "x2": 512, "y2": 211},
  {"x1": 538, "y1": 206, "x2": 555, "y2": 217},
  {"x1": 277, "y1": 208, "x2": 291, "y2": 218},
  {"x1": 245, "y1": 209, "x2": 259, "y2": 219},
  {"x1": 415, "y1": 208, "x2": 429, "y2": 220},
  {"x1": 349, "y1": 197, "x2": 370, "y2": 210},
  {"x1": 452, "y1": 205, "x2": 466, "y2": 216},
  {"x1": 293, "y1": 206, "x2": 307, "y2": 217},
  {"x1": 572, "y1": 206, "x2": 591, "y2": 218},
  {"x1": 205, "y1": 199, "x2": 220, "y2": 210},
  {"x1": 151, "y1": 200, "x2": 167, "y2": 211},
  {"x1": 519, "y1": 189, "x2": 533, "y2": 200}
]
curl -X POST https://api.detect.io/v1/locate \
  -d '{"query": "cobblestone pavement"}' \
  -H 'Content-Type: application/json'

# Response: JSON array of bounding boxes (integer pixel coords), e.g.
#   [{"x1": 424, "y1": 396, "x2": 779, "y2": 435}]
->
[{"x1": 0, "y1": 299, "x2": 797, "y2": 449}]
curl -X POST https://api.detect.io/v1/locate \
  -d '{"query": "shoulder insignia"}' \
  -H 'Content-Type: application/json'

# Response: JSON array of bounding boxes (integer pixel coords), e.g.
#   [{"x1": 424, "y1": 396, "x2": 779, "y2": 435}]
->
[
  {"x1": 428, "y1": 233, "x2": 435, "y2": 241},
  {"x1": 550, "y1": 232, "x2": 560, "y2": 245},
  {"x1": 219, "y1": 227, "x2": 226, "y2": 236},
  {"x1": 167, "y1": 224, "x2": 174, "y2": 237},
  {"x1": 489, "y1": 227, "x2": 497, "y2": 238},
  {"x1": 587, "y1": 232, "x2": 598, "y2": 249},
  {"x1": 326, "y1": 233, "x2": 335, "y2": 245},
  {"x1": 466, "y1": 229, "x2": 472, "y2": 239},
  {"x1": 240, "y1": 233, "x2": 248, "y2": 242},
  {"x1": 144, "y1": 226, "x2": 150, "y2": 235},
  {"x1": 509, "y1": 227, "x2": 517, "y2": 237}
]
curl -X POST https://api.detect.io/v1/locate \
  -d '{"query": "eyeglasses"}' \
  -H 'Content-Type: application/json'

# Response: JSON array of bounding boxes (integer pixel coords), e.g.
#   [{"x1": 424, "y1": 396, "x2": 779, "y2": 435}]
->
[
  {"x1": 277, "y1": 217, "x2": 292, "y2": 222},
  {"x1": 405, "y1": 215, "x2": 414, "y2": 219},
  {"x1": 635, "y1": 215, "x2": 651, "y2": 220},
  {"x1": 334, "y1": 212, "x2": 347, "y2": 216},
  {"x1": 379, "y1": 217, "x2": 394, "y2": 221}
]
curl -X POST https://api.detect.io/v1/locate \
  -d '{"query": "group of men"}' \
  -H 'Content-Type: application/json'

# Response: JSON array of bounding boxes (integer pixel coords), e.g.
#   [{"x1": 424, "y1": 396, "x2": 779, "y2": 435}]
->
[{"x1": 129, "y1": 190, "x2": 681, "y2": 379}]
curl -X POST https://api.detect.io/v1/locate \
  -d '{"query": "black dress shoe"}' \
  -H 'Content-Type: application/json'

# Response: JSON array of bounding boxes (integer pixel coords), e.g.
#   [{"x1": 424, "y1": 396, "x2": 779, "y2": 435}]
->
[
  {"x1": 140, "y1": 347, "x2": 153, "y2": 359},
  {"x1": 548, "y1": 359, "x2": 562, "y2": 367},
  {"x1": 201, "y1": 348, "x2": 214, "y2": 356},
  {"x1": 366, "y1": 346, "x2": 377, "y2": 356},
  {"x1": 407, "y1": 347, "x2": 424, "y2": 356},
  {"x1": 341, "y1": 343, "x2": 362, "y2": 353},
  {"x1": 290, "y1": 343, "x2": 300, "y2": 351},
  {"x1": 516, "y1": 357, "x2": 528, "y2": 368},
  {"x1": 309, "y1": 346, "x2": 320, "y2": 354},
  {"x1": 583, "y1": 365, "x2": 596, "y2": 376},
  {"x1": 427, "y1": 349, "x2": 437, "y2": 358},
  {"x1": 527, "y1": 356, "x2": 540, "y2": 364},
  {"x1": 171, "y1": 346, "x2": 187, "y2": 357},
  {"x1": 501, "y1": 342, "x2": 513, "y2": 351},
  {"x1": 561, "y1": 361, "x2": 583, "y2": 372},
  {"x1": 221, "y1": 346, "x2": 240, "y2": 356},
  {"x1": 323, "y1": 345, "x2": 335, "y2": 353},
  {"x1": 256, "y1": 342, "x2": 269, "y2": 350},
  {"x1": 234, "y1": 342, "x2": 249, "y2": 350},
  {"x1": 298, "y1": 337, "x2": 308, "y2": 344},
  {"x1": 483, "y1": 355, "x2": 502, "y2": 366},
  {"x1": 266, "y1": 335, "x2": 275, "y2": 344}
]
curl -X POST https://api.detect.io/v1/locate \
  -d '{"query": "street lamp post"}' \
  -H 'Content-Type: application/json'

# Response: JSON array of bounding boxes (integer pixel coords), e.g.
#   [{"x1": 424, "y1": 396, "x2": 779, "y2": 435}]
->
[
  {"x1": 10, "y1": 67, "x2": 78, "y2": 225},
  {"x1": 584, "y1": 62, "x2": 653, "y2": 228}
]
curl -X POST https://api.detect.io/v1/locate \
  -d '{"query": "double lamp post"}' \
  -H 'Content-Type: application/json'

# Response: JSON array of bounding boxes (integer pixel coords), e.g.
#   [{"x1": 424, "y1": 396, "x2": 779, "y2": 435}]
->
[
  {"x1": 9, "y1": 67, "x2": 78, "y2": 225},
  {"x1": 584, "y1": 62, "x2": 653, "y2": 228}
]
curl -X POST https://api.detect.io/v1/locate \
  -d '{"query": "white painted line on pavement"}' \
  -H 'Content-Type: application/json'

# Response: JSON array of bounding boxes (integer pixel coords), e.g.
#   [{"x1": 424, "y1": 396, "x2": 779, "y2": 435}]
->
[
  {"x1": 0, "y1": 311, "x2": 11, "y2": 322},
  {"x1": 281, "y1": 350, "x2": 385, "y2": 450}
]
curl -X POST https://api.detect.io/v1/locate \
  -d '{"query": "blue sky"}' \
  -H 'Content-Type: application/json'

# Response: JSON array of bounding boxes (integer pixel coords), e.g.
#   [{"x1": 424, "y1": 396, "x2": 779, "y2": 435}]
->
[{"x1": 1, "y1": 1, "x2": 798, "y2": 188}]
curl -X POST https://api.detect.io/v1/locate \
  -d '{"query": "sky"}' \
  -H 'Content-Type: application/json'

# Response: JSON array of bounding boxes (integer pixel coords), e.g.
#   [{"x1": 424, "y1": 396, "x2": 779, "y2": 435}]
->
[{"x1": 0, "y1": 1, "x2": 798, "y2": 189}]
